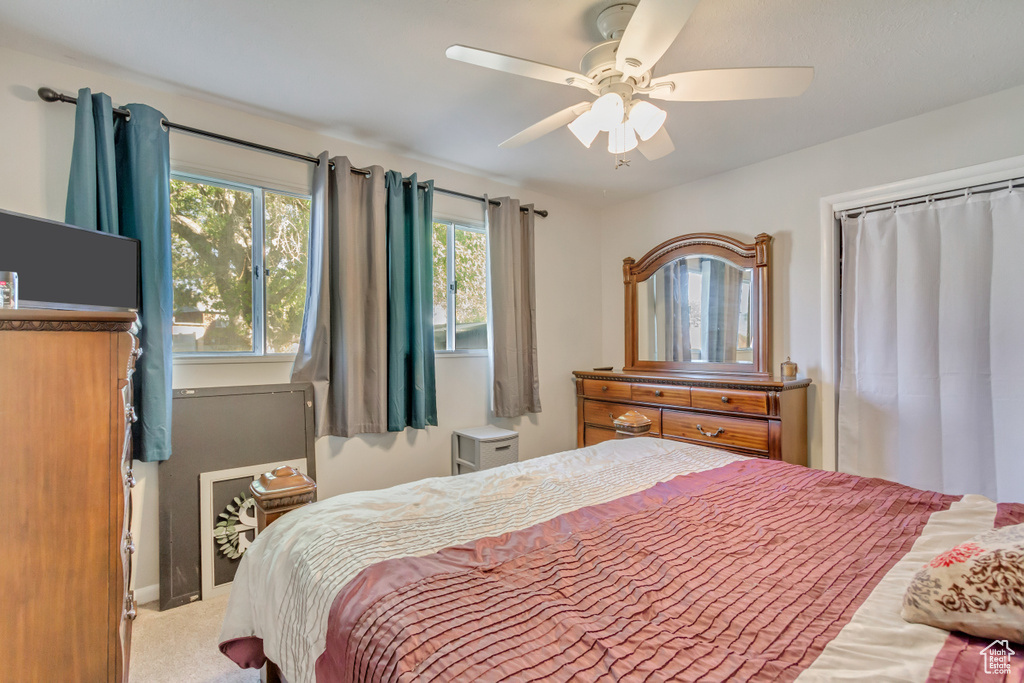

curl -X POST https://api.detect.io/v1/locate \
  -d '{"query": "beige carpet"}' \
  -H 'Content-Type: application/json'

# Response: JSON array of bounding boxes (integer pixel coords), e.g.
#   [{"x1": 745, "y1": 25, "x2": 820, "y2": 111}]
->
[{"x1": 130, "y1": 595, "x2": 259, "y2": 683}]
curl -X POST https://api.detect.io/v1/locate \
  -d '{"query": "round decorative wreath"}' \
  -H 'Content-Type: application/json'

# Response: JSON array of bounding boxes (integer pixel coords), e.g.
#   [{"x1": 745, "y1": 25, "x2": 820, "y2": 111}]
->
[{"x1": 213, "y1": 492, "x2": 258, "y2": 560}]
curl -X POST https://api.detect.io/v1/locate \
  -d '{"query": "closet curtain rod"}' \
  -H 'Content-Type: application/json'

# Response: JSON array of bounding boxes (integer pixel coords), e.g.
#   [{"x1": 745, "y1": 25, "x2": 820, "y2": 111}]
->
[
  {"x1": 836, "y1": 175, "x2": 1023, "y2": 219},
  {"x1": 37, "y1": 87, "x2": 548, "y2": 218}
]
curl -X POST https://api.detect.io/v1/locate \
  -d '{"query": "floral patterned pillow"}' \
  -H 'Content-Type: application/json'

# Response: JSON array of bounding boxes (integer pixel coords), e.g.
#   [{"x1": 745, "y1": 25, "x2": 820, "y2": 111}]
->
[{"x1": 901, "y1": 523, "x2": 1024, "y2": 643}]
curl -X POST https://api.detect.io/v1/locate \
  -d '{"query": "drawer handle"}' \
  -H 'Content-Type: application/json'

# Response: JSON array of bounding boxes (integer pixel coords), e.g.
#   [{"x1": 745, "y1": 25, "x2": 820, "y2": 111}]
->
[
  {"x1": 721, "y1": 396, "x2": 729, "y2": 403},
  {"x1": 124, "y1": 531, "x2": 135, "y2": 555},
  {"x1": 696, "y1": 424, "x2": 725, "y2": 438},
  {"x1": 495, "y1": 444, "x2": 511, "y2": 451},
  {"x1": 655, "y1": 390, "x2": 663, "y2": 397},
  {"x1": 125, "y1": 594, "x2": 137, "y2": 621},
  {"x1": 601, "y1": 385, "x2": 608, "y2": 392},
  {"x1": 125, "y1": 469, "x2": 136, "y2": 488}
]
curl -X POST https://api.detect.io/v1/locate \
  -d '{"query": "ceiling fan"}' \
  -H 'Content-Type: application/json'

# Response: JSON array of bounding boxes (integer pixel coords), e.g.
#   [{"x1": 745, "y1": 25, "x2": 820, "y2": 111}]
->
[{"x1": 445, "y1": 0, "x2": 814, "y2": 161}]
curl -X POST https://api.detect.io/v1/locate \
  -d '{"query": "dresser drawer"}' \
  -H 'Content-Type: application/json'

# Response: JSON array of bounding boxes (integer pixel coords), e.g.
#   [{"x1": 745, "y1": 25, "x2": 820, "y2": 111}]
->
[
  {"x1": 583, "y1": 400, "x2": 661, "y2": 435},
  {"x1": 582, "y1": 379, "x2": 631, "y2": 400},
  {"x1": 631, "y1": 383, "x2": 690, "y2": 407},
  {"x1": 662, "y1": 410, "x2": 769, "y2": 452},
  {"x1": 690, "y1": 387, "x2": 768, "y2": 415},
  {"x1": 583, "y1": 425, "x2": 619, "y2": 447}
]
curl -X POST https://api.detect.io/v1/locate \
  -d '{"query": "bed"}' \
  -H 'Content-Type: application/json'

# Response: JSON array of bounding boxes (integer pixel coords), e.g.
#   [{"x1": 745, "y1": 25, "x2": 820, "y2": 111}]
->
[{"x1": 219, "y1": 438, "x2": 1022, "y2": 682}]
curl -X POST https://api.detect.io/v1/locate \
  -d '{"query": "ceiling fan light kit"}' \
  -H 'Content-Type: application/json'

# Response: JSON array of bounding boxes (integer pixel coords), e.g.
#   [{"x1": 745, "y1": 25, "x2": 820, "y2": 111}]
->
[
  {"x1": 627, "y1": 100, "x2": 667, "y2": 141},
  {"x1": 567, "y1": 109, "x2": 601, "y2": 147},
  {"x1": 590, "y1": 92, "x2": 626, "y2": 132},
  {"x1": 608, "y1": 121, "x2": 638, "y2": 154},
  {"x1": 446, "y1": 0, "x2": 814, "y2": 162}
]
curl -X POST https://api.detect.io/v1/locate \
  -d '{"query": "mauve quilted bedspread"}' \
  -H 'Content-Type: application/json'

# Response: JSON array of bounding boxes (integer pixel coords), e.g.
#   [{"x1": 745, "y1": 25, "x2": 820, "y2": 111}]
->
[
  {"x1": 221, "y1": 439, "x2": 1021, "y2": 683},
  {"x1": 317, "y1": 459, "x2": 957, "y2": 682}
]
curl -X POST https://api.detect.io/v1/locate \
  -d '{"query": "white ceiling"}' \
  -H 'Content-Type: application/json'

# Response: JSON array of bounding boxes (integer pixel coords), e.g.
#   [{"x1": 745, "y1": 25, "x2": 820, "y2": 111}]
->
[{"x1": 3, "y1": 1, "x2": 1024, "y2": 205}]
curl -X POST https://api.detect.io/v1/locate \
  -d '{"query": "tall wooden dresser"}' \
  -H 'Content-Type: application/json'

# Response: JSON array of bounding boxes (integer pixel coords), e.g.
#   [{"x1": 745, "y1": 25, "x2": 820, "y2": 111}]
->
[{"x1": 0, "y1": 309, "x2": 139, "y2": 682}]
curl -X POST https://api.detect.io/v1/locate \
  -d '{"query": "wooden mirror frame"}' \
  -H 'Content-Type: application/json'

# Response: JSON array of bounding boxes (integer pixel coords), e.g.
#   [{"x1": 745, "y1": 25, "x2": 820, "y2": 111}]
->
[{"x1": 624, "y1": 232, "x2": 771, "y2": 377}]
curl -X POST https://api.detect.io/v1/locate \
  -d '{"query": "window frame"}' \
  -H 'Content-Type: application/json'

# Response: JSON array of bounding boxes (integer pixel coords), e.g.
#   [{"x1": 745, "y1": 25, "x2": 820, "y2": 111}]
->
[
  {"x1": 170, "y1": 171, "x2": 311, "y2": 361},
  {"x1": 434, "y1": 218, "x2": 489, "y2": 357}
]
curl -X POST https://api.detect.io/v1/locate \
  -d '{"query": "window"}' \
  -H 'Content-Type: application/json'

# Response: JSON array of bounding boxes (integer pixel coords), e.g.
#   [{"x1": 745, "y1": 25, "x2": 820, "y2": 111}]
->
[
  {"x1": 432, "y1": 220, "x2": 488, "y2": 352},
  {"x1": 169, "y1": 174, "x2": 310, "y2": 356}
]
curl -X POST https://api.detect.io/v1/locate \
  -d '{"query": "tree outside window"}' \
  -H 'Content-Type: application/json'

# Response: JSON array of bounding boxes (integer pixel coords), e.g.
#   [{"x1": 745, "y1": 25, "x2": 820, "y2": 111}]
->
[
  {"x1": 169, "y1": 176, "x2": 310, "y2": 355},
  {"x1": 432, "y1": 220, "x2": 488, "y2": 351}
]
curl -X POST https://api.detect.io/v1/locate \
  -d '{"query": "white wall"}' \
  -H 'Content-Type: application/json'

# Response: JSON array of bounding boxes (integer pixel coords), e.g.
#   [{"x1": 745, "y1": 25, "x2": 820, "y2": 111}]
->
[
  {"x1": 598, "y1": 84, "x2": 1024, "y2": 471},
  {"x1": 0, "y1": 47, "x2": 605, "y2": 598},
  {"x1": 9, "y1": 41, "x2": 1024, "y2": 601}
]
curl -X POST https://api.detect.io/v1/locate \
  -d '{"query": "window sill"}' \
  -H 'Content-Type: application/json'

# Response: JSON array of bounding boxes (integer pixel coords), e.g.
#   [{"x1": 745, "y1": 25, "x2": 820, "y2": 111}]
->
[
  {"x1": 173, "y1": 354, "x2": 296, "y2": 365},
  {"x1": 435, "y1": 350, "x2": 488, "y2": 358}
]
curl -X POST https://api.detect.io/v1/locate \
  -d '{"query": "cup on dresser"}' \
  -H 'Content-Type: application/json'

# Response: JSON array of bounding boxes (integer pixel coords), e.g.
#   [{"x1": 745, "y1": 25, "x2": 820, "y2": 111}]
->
[{"x1": 0, "y1": 271, "x2": 17, "y2": 309}]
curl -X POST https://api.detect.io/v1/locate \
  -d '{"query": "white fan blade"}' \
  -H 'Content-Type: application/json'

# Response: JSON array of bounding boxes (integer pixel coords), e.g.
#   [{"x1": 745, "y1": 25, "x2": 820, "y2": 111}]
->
[
  {"x1": 446, "y1": 45, "x2": 593, "y2": 90},
  {"x1": 499, "y1": 102, "x2": 592, "y2": 148},
  {"x1": 638, "y1": 126, "x2": 675, "y2": 160},
  {"x1": 648, "y1": 67, "x2": 814, "y2": 102},
  {"x1": 616, "y1": 0, "x2": 700, "y2": 80}
]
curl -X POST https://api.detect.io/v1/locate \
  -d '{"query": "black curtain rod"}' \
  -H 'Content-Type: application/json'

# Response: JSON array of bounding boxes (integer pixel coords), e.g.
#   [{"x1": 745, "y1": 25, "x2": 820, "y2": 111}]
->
[
  {"x1": 38, "y1": 87, "x2": 548, "y2": 218},
  {"x1": 837, "y1": 175, "x2": 1023, "y2": 219}
]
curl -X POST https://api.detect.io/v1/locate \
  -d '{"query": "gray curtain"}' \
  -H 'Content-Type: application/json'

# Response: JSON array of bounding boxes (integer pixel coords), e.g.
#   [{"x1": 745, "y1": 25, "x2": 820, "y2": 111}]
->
[
  {"x1": 487, "y1": 197, "x2": 541, "y2": 417},
  {"x1": 704, "y1": 259, "x2": 743, "y2": 363},
  {"x1": 65, "y1": 88, "x2": 173, "y2": 463},
  {"x1": 663, "y1": 260, "x2": 691, "y2": 362},
  {"x1": 292, "y1": 154, "x2": 388, "y2": 437}
]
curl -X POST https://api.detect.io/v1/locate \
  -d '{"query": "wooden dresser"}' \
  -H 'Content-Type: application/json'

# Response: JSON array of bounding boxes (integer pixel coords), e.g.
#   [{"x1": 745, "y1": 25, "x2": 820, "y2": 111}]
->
[
  {"x1": 0, "y1": 309, "x2": 139, "y2": 682},
  {"x1": 573, "y1": 370, "x2": 810, "y2": 465}
]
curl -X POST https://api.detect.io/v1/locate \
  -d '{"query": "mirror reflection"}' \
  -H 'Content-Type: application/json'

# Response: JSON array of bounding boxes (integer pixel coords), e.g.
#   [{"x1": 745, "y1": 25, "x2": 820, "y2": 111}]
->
[{"x1": 636, "y1": 255, "x2": 753, "y2": 363}]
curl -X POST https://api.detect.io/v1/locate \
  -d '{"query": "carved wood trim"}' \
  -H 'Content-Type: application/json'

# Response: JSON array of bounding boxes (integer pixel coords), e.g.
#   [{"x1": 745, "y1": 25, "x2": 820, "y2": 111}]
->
[
  {"x1": 629, "y1": 233, "x2": 759, "y2": 279},
  {"x1": 623, "y1": 232, "x2": 771, "y2": 377},
  {"x1": 767, "y1": 390, "x2": 781, "y2": 417},
  {"x1": 0, "y1": 319, "x2": 134, "y2": 332},
  {"x1": 572, "y1": 371, "x2": 810, "y2": 392}
]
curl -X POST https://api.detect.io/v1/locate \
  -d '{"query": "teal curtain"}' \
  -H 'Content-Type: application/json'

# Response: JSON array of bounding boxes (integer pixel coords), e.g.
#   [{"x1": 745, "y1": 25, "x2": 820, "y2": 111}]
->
[
  {"x1": 66, "y1": 89, "x2": 119, "y2": 234},
  {"x1": 385, "y1": 171, "x2": 437, "y2": 431},
  {"x1": 65, "y1": 90, "x2": 173, "y2": 463}
]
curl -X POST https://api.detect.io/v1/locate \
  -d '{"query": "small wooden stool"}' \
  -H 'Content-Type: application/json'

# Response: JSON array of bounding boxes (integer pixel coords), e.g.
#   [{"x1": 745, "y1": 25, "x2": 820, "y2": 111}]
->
[
  {"x1": 613, "y1": 410, "x2": 653, "y2": 438},
  {"x1": 250, "y1": 465, "x2": 317, "y2": 532}
]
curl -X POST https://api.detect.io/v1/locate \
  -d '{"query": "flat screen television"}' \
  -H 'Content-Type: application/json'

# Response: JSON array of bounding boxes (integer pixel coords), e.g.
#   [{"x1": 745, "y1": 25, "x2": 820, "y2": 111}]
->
[{"x1": 0, "y1": 208, "x2": 139, "y2": 310}]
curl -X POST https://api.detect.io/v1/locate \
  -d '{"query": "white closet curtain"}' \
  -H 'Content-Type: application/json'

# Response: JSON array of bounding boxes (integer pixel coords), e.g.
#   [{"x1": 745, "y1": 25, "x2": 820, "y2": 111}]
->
[{"x1": 839, "y1": 189, "x2": 1024, "y2": 502}]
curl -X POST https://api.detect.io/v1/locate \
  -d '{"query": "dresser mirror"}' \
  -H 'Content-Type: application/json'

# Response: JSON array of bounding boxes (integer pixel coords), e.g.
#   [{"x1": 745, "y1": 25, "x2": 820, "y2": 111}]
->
[{"x1": 624, "y1": 233, "x2": 771, "y2": 377}]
